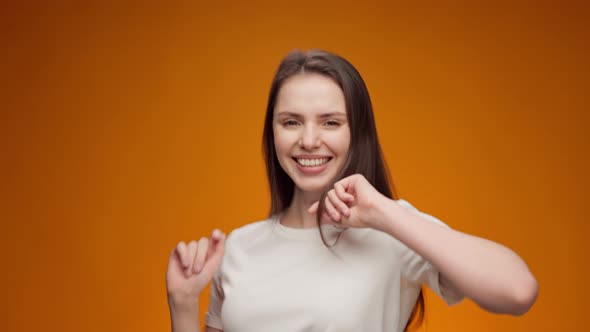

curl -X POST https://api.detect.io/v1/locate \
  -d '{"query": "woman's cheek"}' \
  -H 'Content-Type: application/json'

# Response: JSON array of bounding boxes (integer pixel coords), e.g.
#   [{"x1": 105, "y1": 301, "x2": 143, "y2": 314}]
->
[{"x1": 326, "y1": 130, "x2": 350, "y2": 152}]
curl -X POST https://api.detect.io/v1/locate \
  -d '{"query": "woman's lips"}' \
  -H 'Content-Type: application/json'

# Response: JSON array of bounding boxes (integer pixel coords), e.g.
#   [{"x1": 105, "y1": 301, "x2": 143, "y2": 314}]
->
[{"x1": 292, "y1": 157, "x2": 332, "y2": 175}]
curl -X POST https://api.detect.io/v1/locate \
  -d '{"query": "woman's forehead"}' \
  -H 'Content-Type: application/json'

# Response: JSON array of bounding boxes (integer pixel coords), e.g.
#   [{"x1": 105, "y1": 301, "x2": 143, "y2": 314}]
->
[{"x1": 275, "y1": 74, "x2": 345, "y2": 116}]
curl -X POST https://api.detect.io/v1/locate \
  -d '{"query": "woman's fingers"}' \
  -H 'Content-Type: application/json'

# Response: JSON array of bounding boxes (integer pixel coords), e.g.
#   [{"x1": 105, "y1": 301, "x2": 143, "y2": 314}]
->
[
  {"x1": 193, "y1": 237, "x2": 209, "y2": 274},
  {"x1": 176, "y1": 241, "x2": 189, "y2": 269},
  {"x1": 324, "y1": 193, "x2": 341, "y2": 222},
  {"x1": 206, "y1": 229, "x2": 223, "y2": 260},
  {"x1": 335, "y1": 182, "x2": 354, "y2": 202},
  {"x1": 211, "y1": 229, "x2": 223, "y2": 243},
  {"x1": 328, "y1": 189, "x2": 350, "y2": 217},
  {"x1": 308, "y1": 202, "x2": 319, "y2": 214},
  {"x1": 201, "y1": 232, "x2": 226, "y2": 278},
  {"x1": 170, "y1": 229, "x2": 226, "y2": 283},
  {"x1": 309, "y1": 188, "x2": 350, "y2": 221},
  {"x1": 184, "y1": 240, "x2": 197, "y2": 276}
]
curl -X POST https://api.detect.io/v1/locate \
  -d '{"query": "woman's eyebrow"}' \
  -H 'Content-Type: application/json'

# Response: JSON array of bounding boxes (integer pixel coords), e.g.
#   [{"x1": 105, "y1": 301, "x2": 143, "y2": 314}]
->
[
  {"x1": 276, "y1": 111, "x2": 346, "y2": 118},
  {"x1": 276, "y1": 111, "x2": 302, "y2": 118},
  {"x1": 318, "y1": 112, "x2": 346, "y2": 119}
]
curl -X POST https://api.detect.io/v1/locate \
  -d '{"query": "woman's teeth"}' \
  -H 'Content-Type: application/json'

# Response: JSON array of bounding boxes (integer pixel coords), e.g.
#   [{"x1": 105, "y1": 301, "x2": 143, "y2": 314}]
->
[{"x1": 296, "y1": 158, "x2": 330, "y2": 167}]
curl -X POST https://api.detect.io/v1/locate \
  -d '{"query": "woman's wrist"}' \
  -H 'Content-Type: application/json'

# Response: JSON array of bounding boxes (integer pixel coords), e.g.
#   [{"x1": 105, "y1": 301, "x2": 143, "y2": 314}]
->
[
  {"x1": 168, "y1": 293, "x2": 200, "y2": 332},
  {"x1": 168, "y1": 291, "x2": 200, "y2": 314},
  {"x1": 367, "y1": 195, "x2": 405, "y2": 234},
  {"x1": 169, "y1": 308, "x2": 200, "y2": 332}
]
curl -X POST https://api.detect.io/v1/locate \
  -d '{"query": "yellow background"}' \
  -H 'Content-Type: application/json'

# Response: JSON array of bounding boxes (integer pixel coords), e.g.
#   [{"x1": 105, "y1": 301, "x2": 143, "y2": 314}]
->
[{"x1": 1, "y1": 1, "x2": 588, "y2": 331}]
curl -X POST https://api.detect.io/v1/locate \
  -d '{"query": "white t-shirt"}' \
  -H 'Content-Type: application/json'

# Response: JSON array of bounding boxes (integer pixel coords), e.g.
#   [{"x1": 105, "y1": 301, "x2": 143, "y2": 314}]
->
[{"x1": 205, "y1": 199, "x2": 463, "y2": 332}]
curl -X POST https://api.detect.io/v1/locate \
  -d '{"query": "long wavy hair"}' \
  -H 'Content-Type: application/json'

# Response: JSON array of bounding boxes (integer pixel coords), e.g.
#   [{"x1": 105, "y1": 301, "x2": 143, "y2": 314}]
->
[{"x1": 262, "y1": 49, "x2": 425, "y2": 331}]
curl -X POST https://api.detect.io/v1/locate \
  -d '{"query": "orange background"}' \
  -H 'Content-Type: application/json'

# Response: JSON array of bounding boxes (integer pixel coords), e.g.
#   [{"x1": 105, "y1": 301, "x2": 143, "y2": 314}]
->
[{"x1": 1, "y1": 1, "x2": 588, "y2": 331}]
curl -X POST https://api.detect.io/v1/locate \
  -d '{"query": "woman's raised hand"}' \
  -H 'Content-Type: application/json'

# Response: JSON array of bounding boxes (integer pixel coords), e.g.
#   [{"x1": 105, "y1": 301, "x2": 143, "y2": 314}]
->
[
  {"x1": 308, "y1": 174, "x2": 388, "y2": 229},
  {"x1": 166, "y1": 229, "x2": 226, "y2": 304}
]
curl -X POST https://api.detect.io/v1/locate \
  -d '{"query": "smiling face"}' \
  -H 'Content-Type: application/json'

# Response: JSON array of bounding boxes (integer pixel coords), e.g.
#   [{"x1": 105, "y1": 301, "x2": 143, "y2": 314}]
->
[{"x1": 273, "y1": 73, "x2": 351, "y2": 194}]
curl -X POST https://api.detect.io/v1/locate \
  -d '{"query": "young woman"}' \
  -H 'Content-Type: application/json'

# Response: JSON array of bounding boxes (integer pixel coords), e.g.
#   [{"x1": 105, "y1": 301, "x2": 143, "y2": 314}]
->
[{"x1": 166, "y1": 49, "x2": 538, "y2": 332}]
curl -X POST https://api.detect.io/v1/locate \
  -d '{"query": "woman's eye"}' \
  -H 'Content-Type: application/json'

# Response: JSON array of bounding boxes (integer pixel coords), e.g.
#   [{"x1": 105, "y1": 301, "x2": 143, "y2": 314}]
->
[
  {"x1": 284, "y1": 120, "x2": 299, "y2": 127},
  {"x1": 324, "y1": 120, "x2": 340, "y2": 127}
]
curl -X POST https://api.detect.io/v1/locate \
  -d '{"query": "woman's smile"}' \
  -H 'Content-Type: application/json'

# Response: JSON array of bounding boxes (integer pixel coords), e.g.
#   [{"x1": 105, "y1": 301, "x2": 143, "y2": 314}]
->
[{"x1": 292, "y1": 156, "x2": 333, "y2": 175}]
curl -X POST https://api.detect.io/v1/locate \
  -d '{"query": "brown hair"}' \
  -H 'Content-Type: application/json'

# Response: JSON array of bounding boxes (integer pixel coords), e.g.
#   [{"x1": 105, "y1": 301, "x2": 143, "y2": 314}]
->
[{"x1": 262, "y1": 49, "x2": 424, "y2": 331}]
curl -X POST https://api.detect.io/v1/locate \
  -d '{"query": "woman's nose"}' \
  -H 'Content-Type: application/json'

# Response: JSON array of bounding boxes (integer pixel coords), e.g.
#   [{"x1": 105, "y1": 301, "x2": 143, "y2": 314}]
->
[{"x1": 299, "y1": 125, "x2": 320, "y2": 150}]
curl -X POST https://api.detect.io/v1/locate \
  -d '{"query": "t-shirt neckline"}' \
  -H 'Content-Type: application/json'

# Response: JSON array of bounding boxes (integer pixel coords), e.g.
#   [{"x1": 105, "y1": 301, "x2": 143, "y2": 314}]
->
[{"x1": 271, "y1": 213, "x2": 346, "y2": 241}]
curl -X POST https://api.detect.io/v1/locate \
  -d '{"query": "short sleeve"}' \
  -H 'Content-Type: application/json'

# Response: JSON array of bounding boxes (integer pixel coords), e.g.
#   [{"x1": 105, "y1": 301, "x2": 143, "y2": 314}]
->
[
  {"x1": 397, "y1": 199, "x2": 464, "y2": 306},
  {"x1": 204, "y1": 268, "x2": 224, "y2": 329}
]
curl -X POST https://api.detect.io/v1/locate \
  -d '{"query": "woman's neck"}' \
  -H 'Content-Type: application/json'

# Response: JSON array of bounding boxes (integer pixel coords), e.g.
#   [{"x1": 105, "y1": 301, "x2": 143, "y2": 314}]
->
[{"x1": 280, "y1": 189, "x2": 322, "y2": 229}]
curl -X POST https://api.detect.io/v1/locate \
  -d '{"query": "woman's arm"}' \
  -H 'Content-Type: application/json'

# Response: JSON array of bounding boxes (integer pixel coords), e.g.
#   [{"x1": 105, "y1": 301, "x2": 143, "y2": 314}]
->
[
  {"x1": 371, "y1": 196, "x2": 538, "y2": 316},
  {"x1": 166, "y1": 230, "x2": 226, "y2": 332},
  {"x1": 314, "y1": 174, "x2": 538, "y2": 315},
  {"x1": 168, "y1": 296, "x2": 199, "y2": 332},
  {"x1": 167, "y1": 296, "x2": 222, "y2": 332}
]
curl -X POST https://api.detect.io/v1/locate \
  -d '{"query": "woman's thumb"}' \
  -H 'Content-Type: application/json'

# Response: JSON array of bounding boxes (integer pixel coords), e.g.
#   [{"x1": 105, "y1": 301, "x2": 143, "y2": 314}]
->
[
  {"x1": 308, "y1": 202, "x2": 319, "y2": 214},
  {"x1": 201, "y1": 233, "x2": 226, "y2": 277}
]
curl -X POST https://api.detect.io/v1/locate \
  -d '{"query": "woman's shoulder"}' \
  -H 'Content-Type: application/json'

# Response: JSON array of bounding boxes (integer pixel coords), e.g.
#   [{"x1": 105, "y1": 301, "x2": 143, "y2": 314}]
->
[
  {"x1": 395, "y1": 198, "x2": 419, "y2": 212},
  {"x1": 395, "y1": 198, "x2": 448, "y2": 227},
  {"x1": 224, "y1": 216, "x2": 275, "y2": 246}
]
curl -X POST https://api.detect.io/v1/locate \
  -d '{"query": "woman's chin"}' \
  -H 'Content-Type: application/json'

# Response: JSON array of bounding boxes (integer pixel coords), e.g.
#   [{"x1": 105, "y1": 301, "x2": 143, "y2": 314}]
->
[{"x1": 293, "y1": 179, "x2": 332, "y2": 194}]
